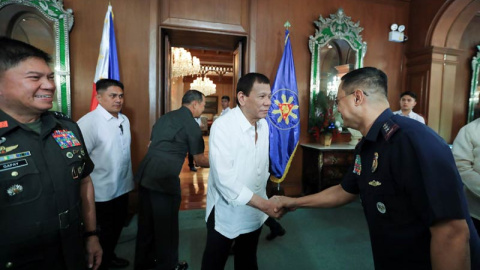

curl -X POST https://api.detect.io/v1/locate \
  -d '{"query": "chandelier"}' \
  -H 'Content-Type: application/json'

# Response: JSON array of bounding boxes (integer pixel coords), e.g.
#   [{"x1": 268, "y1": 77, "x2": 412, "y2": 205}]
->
[
  {"x1": 191, "y1": 76, "x2": 216, "y2": 96},
  {"x1": 171, "y1": 47, "x2": 201, "y2": 78},
  {"x1": 201, "y1": 65, "x2": 233, "y2": 76}
]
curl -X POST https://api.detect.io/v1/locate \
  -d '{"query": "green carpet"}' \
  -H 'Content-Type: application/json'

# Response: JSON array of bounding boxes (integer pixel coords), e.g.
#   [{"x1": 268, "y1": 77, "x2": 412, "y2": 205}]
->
[{"x1": 115, "y1": 200, "x2": 374, "y2": 269}]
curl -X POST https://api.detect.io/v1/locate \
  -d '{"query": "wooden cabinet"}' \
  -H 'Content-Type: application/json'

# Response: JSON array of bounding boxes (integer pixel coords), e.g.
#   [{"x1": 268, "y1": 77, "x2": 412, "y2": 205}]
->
[{"x1": 301, "y1": 143, "x2": 355, "y2": 195}]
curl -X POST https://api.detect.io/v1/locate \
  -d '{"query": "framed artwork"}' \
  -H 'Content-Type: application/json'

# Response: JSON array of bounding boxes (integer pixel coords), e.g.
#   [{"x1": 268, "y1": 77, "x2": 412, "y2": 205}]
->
[{"x1": 204, "y1": 96, "x2": 218, "y2": 114}]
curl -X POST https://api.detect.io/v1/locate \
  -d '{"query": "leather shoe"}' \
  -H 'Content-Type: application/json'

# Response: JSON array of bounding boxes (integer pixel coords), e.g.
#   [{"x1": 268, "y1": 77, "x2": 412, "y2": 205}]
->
[
  {"x1": 172, "y1": 261, "x2": 189, "y2": 270},
  {"x1": 189, "y1": 166, "x2": 197, "y2": 172},
  {"x1": 110, "y1": 256, "x2": 130, "y2": 268},
  {"x1": 266, "y1": 227, "x2": 286, "y2": 241}
]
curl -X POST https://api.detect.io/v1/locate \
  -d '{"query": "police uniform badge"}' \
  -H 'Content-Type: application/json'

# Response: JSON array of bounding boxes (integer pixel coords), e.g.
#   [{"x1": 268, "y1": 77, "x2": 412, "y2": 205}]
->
[
  {"x1": 52, "y1": 129, "x2": 81, "y2": 149},
  {"x1": 372, "y1": 152, "x2": 378, "y2": 173},
  {"x1": 368, "y1": 180, "x2": 382, "y2": 187},
  {"x1": 353, "y1": 154, "x2": 362, "y2": 175},
  {"x1": 376, "y1": 202, "x2": 386, "y2": 214}
]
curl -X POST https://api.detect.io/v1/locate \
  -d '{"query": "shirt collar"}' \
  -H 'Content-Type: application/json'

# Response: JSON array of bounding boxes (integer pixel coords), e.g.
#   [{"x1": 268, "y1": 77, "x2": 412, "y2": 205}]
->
[
  {"x1": 0, "y1": 109, "x2": 64, "y2": 138},
  {"x1": 234, "y1": 106, "x2": 264, "y2": 133},
  {"x1": 0, "y1": 109, "x2": 21, "y2": 136},
  {"x1": 365, "y1": 108, "x2": 394, "y2": 142},
  {"x1": 96, "y1": 104, "x2": 124, "y2": 123}
]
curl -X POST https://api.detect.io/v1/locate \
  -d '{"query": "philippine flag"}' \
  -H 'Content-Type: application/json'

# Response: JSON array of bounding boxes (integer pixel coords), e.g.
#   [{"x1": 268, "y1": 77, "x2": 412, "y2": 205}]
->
[{"x1": 90, "y1": 4, "x2": 120, "y2": 111}]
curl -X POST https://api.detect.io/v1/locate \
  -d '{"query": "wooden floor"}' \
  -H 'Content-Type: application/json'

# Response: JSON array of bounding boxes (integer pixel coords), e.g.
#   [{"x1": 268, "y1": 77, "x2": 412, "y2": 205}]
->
[{"x1": 179, "y1": 136, "x2": 209, "y2": 210}]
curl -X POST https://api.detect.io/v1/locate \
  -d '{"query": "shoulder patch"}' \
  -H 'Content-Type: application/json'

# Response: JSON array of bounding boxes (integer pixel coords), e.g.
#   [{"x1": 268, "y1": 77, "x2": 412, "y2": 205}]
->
[{"x1": 381, "y1": 119, "x2": 400, "y2": 141}]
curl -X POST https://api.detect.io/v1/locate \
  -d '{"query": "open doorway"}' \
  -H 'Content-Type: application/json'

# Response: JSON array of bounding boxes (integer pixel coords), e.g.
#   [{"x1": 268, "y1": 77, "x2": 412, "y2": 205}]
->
[
  {"x1": 160, "y1": 28, "x2": 246, "y2": 116},
  {"x1": 159, "y1": 28, "x2": 247, "y2": 210}
]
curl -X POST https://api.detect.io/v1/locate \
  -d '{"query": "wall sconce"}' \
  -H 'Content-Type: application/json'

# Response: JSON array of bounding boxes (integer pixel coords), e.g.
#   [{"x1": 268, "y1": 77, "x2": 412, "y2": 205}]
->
[{"x1": 389, "y1": 24, "x2": 407, "y2": 43}]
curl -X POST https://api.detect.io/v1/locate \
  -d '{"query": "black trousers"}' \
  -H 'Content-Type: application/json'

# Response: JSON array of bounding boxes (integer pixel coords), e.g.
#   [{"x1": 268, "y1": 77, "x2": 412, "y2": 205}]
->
[
  {"x1": 135, "y1": 186, "x2": 181, "y2": 270},
  {"x1": 95, "y1": 193, "x2": 129, "y2": 270},
  {"x1": 201, "y1": 209, "x2": 263, "y2": 270}
]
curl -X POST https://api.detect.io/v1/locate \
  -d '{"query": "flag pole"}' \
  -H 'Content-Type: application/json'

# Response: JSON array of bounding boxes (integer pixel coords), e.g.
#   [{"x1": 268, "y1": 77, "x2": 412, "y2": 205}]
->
[{"x1": 277, "y1": 20, "x2": 291, "y2": 194}]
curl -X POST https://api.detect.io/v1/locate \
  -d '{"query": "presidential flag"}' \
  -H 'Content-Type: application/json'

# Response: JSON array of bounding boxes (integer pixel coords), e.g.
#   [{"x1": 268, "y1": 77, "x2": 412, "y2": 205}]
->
[
  {"x1": 267, "y1": 28, "x2": 300, "y2": 183},
  {"x1": 90, "y1": 3, "x2": 120, "y2": 111}
]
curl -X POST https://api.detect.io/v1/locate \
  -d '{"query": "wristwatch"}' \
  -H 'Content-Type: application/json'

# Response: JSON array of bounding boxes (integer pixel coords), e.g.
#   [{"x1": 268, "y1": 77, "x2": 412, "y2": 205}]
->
[{"x1": 83, "y1": 229, "x2": 99, "y2": 238}]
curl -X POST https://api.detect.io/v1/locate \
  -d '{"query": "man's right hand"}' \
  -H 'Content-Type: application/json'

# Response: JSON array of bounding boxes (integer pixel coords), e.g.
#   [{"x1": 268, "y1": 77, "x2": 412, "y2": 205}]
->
[
  {"x1": 247, "y1": 194, "x2": 285, "y2": 219},
  {"x1": 265, "y1": 197, "x2": 286, "y2": 219},
  {"x1": 272, "y1": 195, "x2": 298, "y2": 213}
]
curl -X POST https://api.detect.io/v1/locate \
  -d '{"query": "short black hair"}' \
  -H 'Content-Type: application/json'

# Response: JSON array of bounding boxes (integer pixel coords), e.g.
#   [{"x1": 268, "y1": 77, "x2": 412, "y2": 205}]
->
[
  {"x1": 341, "y1": 67, "x2": 388, "y2": 98},
  {"x1": 400, "y1": 91, "x2": 417, "y2": 100},
  {"x1": 236, "y1": 73, "x2": 270, "y2": 106},
  {"x1": 96, "y1": 79, "x2": 124, "y2": 94},
  {"x1": 182, "y1": 90, "x2": 205, "y2": 105},
  {"x1": 0, "y1": 36, "x2": 51, "y2": 77},
  {"x1": 221, "y1": 95, "x2": 230, "y2": 102}
]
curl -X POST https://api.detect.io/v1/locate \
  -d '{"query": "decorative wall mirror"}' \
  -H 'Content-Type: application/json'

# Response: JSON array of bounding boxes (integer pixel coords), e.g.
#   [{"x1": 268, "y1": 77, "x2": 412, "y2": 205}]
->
[
  {"x1": 308, "y1": 8, "x2": 367, "y2": 136},
  {"x1": 0, "y1": 0, "x2": 74, "y2": 116},
  {"x1": 468, "y1": 45, "x2": 480, "y2": 122}
]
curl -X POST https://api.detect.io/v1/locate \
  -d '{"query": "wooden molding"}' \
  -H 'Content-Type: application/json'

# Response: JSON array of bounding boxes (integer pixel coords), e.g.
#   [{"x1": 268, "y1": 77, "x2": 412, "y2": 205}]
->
[{"x1": 161, "y1": 18, "x2": 247, "y2": 34}]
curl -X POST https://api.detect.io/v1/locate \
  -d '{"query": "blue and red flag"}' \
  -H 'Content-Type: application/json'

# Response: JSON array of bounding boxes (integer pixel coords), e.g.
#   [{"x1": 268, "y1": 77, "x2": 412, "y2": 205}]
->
[
  {"x1": 90, "y1": 4, "x2": 120, "y2": 111},
  {"x1": 267, "y1": 29, "x2": 300, "y2": 183}
]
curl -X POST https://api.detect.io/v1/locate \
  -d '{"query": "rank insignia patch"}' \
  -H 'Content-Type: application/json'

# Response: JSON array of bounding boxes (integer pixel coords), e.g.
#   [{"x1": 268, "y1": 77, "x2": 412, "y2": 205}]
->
[
  {"x1": 353, "y1": 154, "x2": 362, "y2": 175},
  {"x1": 52, "y1": 130, "x2": 81, "y2": 149},
  {"x1": 381, "y1": 120, "x2": 399, "y2": 141},
  {"x1": 0, "y1": 121, "x2": 8, "y2": 128}
]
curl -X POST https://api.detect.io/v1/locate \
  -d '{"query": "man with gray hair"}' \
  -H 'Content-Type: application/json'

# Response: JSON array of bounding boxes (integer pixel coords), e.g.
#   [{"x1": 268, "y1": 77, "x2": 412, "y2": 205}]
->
[
  {"x1": 275, "y1": 67, "x2": 480, "y2": 269},
  {"x1": 135, "y1": 90, "x2": 209, "y2": 270}
]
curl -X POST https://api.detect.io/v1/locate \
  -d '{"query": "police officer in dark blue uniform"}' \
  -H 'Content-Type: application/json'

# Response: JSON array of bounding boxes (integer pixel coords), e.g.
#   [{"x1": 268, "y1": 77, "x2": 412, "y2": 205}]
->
[
  {"x1": 0, "y1": 37, "x2": 102, "y2": 269},
  {"x1": 275, "y1": 67, "x2": 480, "y2": 269}
]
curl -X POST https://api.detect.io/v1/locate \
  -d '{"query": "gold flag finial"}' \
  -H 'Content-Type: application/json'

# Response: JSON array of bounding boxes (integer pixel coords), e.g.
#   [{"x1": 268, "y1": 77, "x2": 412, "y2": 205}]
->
[{"x1": 284, "y1": 21, "x2": 291, "y2": 30}]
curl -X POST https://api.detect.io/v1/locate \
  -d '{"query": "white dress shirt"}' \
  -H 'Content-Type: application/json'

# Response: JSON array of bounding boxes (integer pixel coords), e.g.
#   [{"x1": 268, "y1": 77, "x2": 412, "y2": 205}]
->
[
  {"x1": 393, "y1": 110, "x2": 425, "y2": 124},
  {"x1": 206, "y1": 106, "x2": 269, "y2": 239},
  {"x1": 452, "y1": 118, "x2": 480, "y2": 220},
  {"x1": 220, "y1": 107, "x2": 231, "y2": 116},
  {"x1": 77, "y1": 105, "x2": 134, "y2": 202}
]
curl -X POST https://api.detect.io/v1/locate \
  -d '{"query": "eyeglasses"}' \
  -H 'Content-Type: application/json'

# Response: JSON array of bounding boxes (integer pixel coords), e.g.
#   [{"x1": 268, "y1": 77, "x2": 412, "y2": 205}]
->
[
  {"x1": 334, "y1": 92, "x2": 354, "y2": 106},
  {"x1": 334, "y1": 91, "x2": 369, "y2": 106}
]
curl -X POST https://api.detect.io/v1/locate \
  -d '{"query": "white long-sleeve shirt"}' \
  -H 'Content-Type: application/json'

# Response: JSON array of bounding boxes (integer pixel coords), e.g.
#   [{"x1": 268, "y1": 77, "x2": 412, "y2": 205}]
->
[
  {"x1": 220, "y1": 107, "x2": 231, "y2": 116},
  {"x1": 206, "y1": 106, "x2": 269, "y2": 239},
  {"x1": 452, "y1": 118, "x2": 480, "y2": 220},
  {"x1": 393, "y1": 110, "x2": 425, "y2": 124},
  {"x1": 77, "y1": 105, "x2": 134, "y2": 202}
]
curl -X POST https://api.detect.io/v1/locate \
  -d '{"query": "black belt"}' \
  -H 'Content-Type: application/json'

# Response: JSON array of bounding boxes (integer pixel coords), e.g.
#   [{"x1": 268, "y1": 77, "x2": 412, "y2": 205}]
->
[
  {"x1": 43, "y1": 202, "x2": 81, "y2": 231},
  {"x1": 1, "y1": 202, "x2": 82, "y2": 245}
]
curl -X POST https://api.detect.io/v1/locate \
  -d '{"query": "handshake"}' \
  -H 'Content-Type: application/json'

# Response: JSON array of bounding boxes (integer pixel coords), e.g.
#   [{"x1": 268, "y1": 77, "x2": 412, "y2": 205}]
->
[{"x1": 262, "y1": 196, "x2": 297, "y2": 219}]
